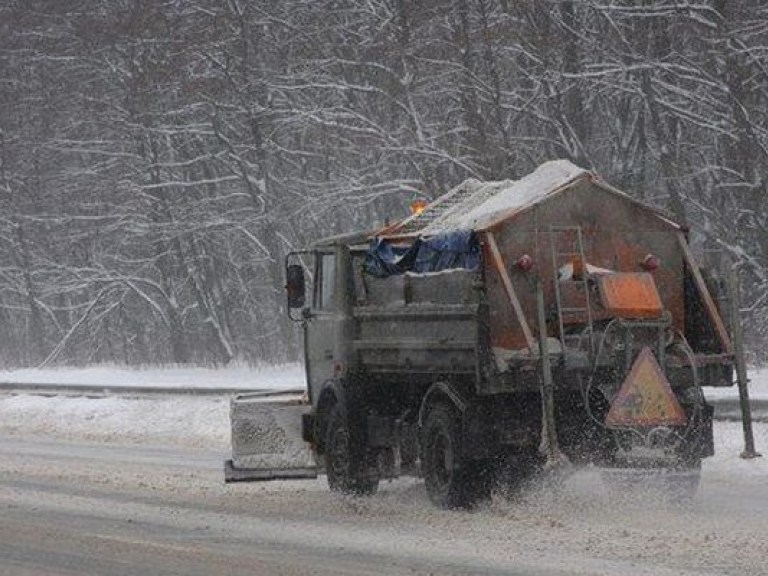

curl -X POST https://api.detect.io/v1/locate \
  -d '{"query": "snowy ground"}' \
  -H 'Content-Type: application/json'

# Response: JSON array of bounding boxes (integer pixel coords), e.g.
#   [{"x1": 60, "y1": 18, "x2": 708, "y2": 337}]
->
[
  {"x1": 0, "y1": 393, "x2": 230, "y2": 449},
  {"x1": 0, "y1": 393, "x2": 765, "y2": 476},
  {"x1": 704, "y1": 367, "x2": 768, "y2": 400},
  {"x1": 0, "y1": 365, "x2": 765, "y2": 471},
  {"x1": 0, "y1": 364, "x2": 765, "y2": 452},
  {"x1": 1, "y1": 365, "x2": 767, "y2": 575},
  {"x1": 4, "y1": 433, "x2": 766, "y2": 576}
]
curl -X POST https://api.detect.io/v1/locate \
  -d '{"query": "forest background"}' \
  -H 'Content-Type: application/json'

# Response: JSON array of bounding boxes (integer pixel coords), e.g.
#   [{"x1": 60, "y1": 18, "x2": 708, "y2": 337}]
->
[{"x1": 1, "y1": 0, "x2": 766, "y2": 368}]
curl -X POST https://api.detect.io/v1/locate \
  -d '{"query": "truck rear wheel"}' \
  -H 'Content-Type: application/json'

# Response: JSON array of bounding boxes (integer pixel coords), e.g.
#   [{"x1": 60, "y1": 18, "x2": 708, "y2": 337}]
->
[
  {"x1": 421, "y1": 402, "x2": 491, "y2": 509},
  {"x1": 325, "y1": 403, "x2": 378, "y2": 496}
]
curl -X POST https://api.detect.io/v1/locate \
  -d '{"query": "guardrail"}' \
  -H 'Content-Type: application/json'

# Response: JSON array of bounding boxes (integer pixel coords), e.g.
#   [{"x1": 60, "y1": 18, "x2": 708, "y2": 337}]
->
[
  {"x1": 0, "y1": 382, "x2": 303, "y2": 398},
  {"x1": 709, "y1": 398, "x2": 768, "y2": 423},
  {"x1": 0, "y1": 383, "x2": 765, "y2": 421}
]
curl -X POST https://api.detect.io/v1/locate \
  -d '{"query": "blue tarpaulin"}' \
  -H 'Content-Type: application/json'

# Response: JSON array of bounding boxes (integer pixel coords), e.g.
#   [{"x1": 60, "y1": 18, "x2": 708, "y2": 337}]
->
[{"x1": 364, "y1": 230, "x2": 480, "y2": 278}]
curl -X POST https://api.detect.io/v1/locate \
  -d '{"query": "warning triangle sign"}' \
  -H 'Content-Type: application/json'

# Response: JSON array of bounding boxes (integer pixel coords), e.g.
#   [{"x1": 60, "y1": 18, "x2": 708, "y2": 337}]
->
[{"x1": 605, "y1": 347, "x2": 687, "y2": 428}]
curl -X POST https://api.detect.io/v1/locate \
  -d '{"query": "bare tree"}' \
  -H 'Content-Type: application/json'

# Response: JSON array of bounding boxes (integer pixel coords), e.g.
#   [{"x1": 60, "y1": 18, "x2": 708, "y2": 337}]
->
[{"x1": 0, "y1": 0, "x2": 767, "y2": 367}]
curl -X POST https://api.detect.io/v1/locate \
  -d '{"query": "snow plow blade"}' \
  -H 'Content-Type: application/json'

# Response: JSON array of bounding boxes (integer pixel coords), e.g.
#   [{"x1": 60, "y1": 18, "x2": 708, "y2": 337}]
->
[{"x1": 224, "y1": 391, "x2": 317, "y2": 482}]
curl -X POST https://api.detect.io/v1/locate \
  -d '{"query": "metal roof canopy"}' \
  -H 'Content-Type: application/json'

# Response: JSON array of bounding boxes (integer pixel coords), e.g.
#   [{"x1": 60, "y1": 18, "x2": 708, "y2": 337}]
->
[{"x1": 378, "y1": 160, "x2": 682, "y2": 239}]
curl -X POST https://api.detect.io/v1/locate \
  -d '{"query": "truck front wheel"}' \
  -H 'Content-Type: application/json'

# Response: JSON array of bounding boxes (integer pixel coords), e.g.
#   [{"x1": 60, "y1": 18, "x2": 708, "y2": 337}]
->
[
  {"x1": 325, "y1": 403, "x2": 378, "y2": 496},
  {"x1": 421, "y1": 402, "x2": 491, "y2": 509}
]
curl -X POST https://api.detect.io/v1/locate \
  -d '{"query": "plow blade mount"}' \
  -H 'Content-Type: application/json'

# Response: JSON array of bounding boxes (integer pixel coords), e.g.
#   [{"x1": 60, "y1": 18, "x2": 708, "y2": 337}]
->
[{"x1": 225, "y1": 391, "x2": 317, "y2": 482}]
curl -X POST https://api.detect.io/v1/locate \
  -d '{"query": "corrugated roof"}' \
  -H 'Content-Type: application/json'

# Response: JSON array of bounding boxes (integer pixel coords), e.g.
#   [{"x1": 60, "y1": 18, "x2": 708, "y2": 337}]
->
[
  {"x1": 380, "y1": 159, "x2": 682, "y2": 238},
  {"x1": 387, "y1": 160, "x2": 590, "y2": 236},
  {"x1": 393, "y1": 178, "x2": 499, "y2": 235},
  {"x1": 428, "y1": 160, "x2": 589, "y2": 233}
]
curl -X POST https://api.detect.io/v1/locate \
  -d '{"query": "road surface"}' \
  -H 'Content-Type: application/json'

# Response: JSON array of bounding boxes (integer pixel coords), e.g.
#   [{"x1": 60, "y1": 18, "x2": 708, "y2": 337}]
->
[{"x1": 1, "y1": 433, "x2": 767, "y2": 576}]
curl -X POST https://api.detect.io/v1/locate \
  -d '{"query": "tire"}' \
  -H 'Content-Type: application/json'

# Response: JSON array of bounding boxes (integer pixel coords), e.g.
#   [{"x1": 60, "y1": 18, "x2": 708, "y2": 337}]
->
[
  {"x1": 421, "y1": 402, "x2": 491, "y2": 509},
  {"x1": 325, "y1": 403, "x2": 378, "y2": 496}
]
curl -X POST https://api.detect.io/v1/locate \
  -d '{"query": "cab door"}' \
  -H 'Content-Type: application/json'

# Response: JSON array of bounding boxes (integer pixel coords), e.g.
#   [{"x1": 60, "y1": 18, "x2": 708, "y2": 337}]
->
[{"x1": 306, "y1": 251, "x2": 338, "y2": 404}]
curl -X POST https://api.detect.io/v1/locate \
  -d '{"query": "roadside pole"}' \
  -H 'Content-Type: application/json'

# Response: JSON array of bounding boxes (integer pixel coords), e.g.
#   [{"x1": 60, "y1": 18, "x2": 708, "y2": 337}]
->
[{"x1": 726, "y1": 267, "x2": 761, "y2": 459}]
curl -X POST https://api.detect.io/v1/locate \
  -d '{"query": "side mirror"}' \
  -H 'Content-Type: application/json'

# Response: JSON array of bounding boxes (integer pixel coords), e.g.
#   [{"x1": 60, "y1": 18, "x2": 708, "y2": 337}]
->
[{"x1": 286, "y1": 263, "x2": 306, "y2": 309}]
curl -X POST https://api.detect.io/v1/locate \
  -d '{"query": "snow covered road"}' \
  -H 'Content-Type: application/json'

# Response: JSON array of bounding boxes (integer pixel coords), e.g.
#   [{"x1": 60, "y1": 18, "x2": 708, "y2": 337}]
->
[
  {"x1": 1, "y1": 365, "x2": 767, "y2": 575},
  {"x1": 1, "y1": 431, "x2": 767, "y2": 576},
  {"x1": 1, "y1": 418, "x2": 767, "y2": 575}
]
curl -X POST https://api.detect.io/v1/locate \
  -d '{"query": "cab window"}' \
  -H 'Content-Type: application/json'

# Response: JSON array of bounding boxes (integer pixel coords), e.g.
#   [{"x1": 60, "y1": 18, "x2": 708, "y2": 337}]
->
[{"x1": 314, "y1": 253, "x2": 336, "y2": 311}]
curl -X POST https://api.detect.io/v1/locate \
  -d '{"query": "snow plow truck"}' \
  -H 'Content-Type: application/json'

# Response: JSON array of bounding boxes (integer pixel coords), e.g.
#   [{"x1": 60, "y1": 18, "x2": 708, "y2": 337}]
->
[{"x1": 225, "y1": 160, "x2": 737, "y2": 508}]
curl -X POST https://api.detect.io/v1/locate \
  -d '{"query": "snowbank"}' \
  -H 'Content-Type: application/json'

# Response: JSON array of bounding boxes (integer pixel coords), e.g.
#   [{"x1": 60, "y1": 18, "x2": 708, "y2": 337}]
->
[
  {"x1": 705, "y1": 420, "x2": 768, "y2": 479},
  {"x1": 0, "y1": 364, "x2": 765, "y2": 473},
  {"x1": 0, "y1": 391, "x2": 765, "y2": 479},
  {"x1": 0, "y1": 394, "x2": 230, "y2": 450},
  {"x1": 0, "y1": 363, "x2": 305, "y2": 391},
  {"x1": 705, "y1": 367, "x2": 768, "y2": 401}
]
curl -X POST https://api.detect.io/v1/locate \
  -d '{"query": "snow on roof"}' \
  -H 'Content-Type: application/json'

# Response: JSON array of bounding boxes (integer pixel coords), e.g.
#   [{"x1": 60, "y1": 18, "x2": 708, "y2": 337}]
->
[
  {"x1": 383, "y1": 159, "x2": 681, "y2": 239},
  {"x1": 420, "y1": 159, "x2": 589, "y2": 234}
]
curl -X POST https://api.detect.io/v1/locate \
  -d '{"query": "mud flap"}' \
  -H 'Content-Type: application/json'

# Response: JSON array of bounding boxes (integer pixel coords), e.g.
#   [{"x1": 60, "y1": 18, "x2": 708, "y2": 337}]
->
[{"x1": 224, "y1": 391, "x2": 318, "y2": 482}]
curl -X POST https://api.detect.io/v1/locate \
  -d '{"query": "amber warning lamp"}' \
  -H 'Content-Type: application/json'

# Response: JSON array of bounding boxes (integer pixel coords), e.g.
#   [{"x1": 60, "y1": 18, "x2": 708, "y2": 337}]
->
[{"x1": 410, "y1": 198, "x2": 428, "y2": 216}]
